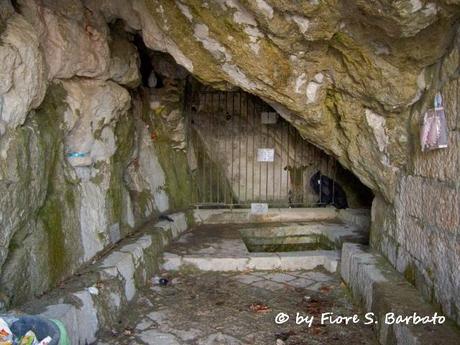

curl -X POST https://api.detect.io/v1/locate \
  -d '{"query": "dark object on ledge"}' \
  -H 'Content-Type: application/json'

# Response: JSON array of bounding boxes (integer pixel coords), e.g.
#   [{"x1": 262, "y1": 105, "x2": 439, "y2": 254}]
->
[
  {"x1": 159, "y1": 215, "x2": 174, "y2": 222},
  {"x1": 309, "y1": 171, "x2": 348, "y2": 209}
]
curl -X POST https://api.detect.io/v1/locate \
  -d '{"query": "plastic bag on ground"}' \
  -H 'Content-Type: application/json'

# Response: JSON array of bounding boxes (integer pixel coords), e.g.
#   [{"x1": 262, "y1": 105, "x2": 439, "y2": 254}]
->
[
  {"x1": 0, "y1": 315, "x2": 69, "y2": 345},
  {"x1": 10, "y1": 316, "x2": 60, "y2": 345},
  {"x1": 0, "y1": 317, "x2": 13, "y2": 344},
  {"x1": 18, "y1": 331, "x2": 38, "y2": 345},
  {"x1": 37, "y1": 337, "x2": 52, "y2": 345}
]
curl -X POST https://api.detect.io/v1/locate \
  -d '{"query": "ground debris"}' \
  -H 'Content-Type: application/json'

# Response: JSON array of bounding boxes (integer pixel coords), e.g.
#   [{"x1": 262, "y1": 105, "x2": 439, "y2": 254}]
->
[
  {"x1": 249, "y1": 303, "x2": 271, "y2": 313},
  {"x1": 123, "y1": 327, "x2": 134, "y2": 336},
  {"x1": 299, "y1": 297, "x2": 331, "y2": 317},
  {"x1": 275, "y1": 330, "x2": 296, "y2": 341},
  {"x1": 319, "y1": 285, "x2": 333, "y2": 294},
  {"x1": 96, "y1": 270, "x2": 378, "y2": 345}
]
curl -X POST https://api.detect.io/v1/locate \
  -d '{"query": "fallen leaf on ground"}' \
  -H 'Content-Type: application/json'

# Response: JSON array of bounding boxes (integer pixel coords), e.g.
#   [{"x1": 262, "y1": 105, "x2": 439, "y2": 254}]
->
[
  {"x1": 249, "y1": 303, "x2": 271, "y2": 313},
  {"x1": 319, "y1": 285, "x2": 333, "y2": 293},
  {"x1": 123, "y1": 327, "x2": 134, "y2": 336}
]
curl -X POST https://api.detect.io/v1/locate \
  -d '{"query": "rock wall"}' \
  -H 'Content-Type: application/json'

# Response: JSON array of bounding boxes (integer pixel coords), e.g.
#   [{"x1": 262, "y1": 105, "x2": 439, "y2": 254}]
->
[
  {"x1": 371, "y1": 45, "x2": 460, "y2": 324},
  {"x1": 0, "y1": 1, "x2": 191, "y2": 308},
  {"x1": 107, "y1": 0, "x2": 457, "y2": 325},
  {"x1": 80, "y1": 0, "x2": 459, "y2": 203},
  {"x1": 0, "y1": 0, "x2": 458, "y2": 327},
  {"x1": 0, "y1": 78, "x2": 184, "y2": 307}
]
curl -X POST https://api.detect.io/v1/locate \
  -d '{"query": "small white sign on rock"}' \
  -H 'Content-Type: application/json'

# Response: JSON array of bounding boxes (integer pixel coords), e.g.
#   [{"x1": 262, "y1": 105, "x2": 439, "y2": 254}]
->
[
  {"x1": 257, "y1": 148, "x2": 275, "y2": 162},
  {"x1": 251, "y1": 203, "x2": 268, "y2": 214}
]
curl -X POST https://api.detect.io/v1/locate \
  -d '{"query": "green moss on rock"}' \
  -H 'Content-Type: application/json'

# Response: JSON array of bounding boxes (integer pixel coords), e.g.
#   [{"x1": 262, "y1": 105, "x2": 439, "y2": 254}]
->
[
  {"x1": 137, "y1": 189, "x2": 153, "y2": 217},
  {"x1": 35, "y1": 83, "x2": 79, "y2": 285},
  {"x1": 154, "y1": 145, "x2": 192, "y2": 209},
  {"x1": 140, "y1": 85, "x2": 194, "y2": 210},
  {"x1": 108, "y1": 112, "x2": 135, "y2": 232},
  {"x1": 404, "y1": 263, "x2": 416, "y2": 286}
]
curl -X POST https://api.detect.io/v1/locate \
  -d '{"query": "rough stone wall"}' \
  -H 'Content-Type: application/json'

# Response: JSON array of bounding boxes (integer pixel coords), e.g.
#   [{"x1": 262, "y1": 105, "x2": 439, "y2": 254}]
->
[
  {"x1": 0, "y1": 1, "x2": 191, "y2": 308},
  {"x1": 107, "y1": 0, "x2": 457, "y2": 325},
  {"x1": 0, "y1": 0, "x2": 458, "y2": 325},
  {"x1": 371, "y1": 42, "x2": 460, "y2": 324},
  {"x1": 79, "y1": 0, "x2": 459, "y2": 203},
  {"x1": 126, "y1": 80, "x2": 192, "y2": 217}
]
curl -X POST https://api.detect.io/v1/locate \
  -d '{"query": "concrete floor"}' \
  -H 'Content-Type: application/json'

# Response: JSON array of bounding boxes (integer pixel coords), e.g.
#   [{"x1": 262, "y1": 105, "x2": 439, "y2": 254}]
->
[
  {"x1": 97, "y1": 217, "x2": 376, "y2": 345},
  {"x1": 96, "y1": 269, "x2": 377, "y2": 345}
]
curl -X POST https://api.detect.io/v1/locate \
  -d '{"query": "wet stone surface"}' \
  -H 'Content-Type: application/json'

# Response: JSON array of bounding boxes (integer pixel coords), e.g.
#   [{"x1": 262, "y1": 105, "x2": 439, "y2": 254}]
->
[{"x1": 97, "y1": 269, "x2": 377, "y2": 345}]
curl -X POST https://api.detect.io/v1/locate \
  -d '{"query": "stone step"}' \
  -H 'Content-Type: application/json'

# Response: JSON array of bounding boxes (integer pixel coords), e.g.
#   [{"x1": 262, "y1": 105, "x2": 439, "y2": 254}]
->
[
  {"x1": 239, "y1": 221, "x2": 367, "y2": 252},
  {"x1": 19, "y1": 212, "x2": 191, "y2": 345},
  {"x1": 341, "y1": 243, "x2": 460, "y2": 345},
  {"x1": 162, "y1": 250, "x2": 340, "y2": 273}
]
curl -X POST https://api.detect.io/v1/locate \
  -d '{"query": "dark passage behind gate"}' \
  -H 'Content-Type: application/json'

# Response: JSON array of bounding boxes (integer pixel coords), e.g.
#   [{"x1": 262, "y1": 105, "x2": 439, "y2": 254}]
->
[{"x1": 187, "y1": 87, "x2": 339, "y2": 208}]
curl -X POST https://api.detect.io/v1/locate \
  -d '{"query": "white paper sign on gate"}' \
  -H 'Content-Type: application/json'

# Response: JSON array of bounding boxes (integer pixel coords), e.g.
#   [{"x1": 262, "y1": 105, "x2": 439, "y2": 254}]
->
[
  {"x1": 257, "y1": 148, "x2": 275, "y2": 162},
  {"x1": 261, "y1": 112, "x2": 278, "y2": 124},
  {"x1": 251, "y1": 203, "x2": 268, "y2": 214}
]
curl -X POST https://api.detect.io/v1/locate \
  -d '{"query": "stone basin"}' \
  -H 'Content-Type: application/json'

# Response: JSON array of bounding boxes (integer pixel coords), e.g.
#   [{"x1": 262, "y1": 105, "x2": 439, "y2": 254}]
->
[{"x1": 239, "y1": 221, "x2": 367, "y2": 252}]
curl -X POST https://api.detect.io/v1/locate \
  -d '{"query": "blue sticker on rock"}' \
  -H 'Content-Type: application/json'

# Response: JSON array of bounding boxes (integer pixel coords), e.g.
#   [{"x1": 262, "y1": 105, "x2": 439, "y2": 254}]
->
[{"x1": 66, "y1": 152, "x2": 89, "y2": 158}]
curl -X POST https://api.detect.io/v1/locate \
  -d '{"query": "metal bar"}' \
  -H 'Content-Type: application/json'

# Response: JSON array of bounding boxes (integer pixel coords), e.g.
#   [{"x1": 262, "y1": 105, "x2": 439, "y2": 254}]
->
[
  {"x1": 184, "y1": 81, "x2": 193, "y2": 205},
  {"x1": 279, "y1": 118, "x2": 283, "y2": 202},
  {"x1": 295, "y1": 128, "x2": 303, "y2": 203},
  {"x1": 201, "y1": 93, "x2": 206, "y2": 204},
  {"x1": 332, "y1": 157, "x2": 336, "y2": 205},
  {"x1": 266, "y1": 105, "x2": 271, "y2": 201},
  {"x1": 224, "y1": 92, "x2": 228, "y2": 204},
  {"x1": 286, "y1": 122, "x2": 290, "y2": 204},
  {"x1": 293, "y1": 128, "x2": 297, "y2": 203},
  {"x1": 231, "y1": 92, "x2": 235, "y2": 205},
  {"x1": 245, "y1": 93, "x2": 249, "y2": 203},
  {"x1": 257, "y1": 101, "x2": 262, "y2": 201},
  {"x1": 209, "y1": 93, "x2": 214, "y2": 203},
  {"x1": 319, "y1": 155, "x2": 322, "y2": 205},
  {"x1": 252, "y1": 96, "x2": 256, "y2": 202},
  {"x1": 260, "y1": 107, "x2": 270, "y2": 201},
  {"x1": 217, "y1": 92, "x2": 221, "y2": 203},
  {"x1": 272, "y1": 112, "x2": 276, "y2": 202},
  {"x1": 238, "y1": 91, "x2": 242, "y2": 202},
  {"x1": 192, "y1": 88, "x2": 197, "y2": 205},
  {"x1": 300, "y1": 132, "x2": 305, "y2": 205}
]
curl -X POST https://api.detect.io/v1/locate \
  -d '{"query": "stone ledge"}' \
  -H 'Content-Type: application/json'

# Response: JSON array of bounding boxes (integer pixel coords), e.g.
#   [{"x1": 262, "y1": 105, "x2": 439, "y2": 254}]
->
[
  {"x1": 18, "y1": 212, "x2": 190, "y2": 345},
  {"x1": 193, "y1": 208, "x2": 339, "y2": 224},
  {"x1": 341, "y1": 243, "x2": 460, "y2": 345},
  {"x1": 162, "y1": 250, "x2": 339, "y2": 273}
]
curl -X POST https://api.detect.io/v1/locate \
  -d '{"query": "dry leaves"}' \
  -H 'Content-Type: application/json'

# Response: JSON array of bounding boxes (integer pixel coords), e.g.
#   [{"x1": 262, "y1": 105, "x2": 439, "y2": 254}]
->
[{"x1": 249, "y1": 303, "x2": 271, "y2": 313}]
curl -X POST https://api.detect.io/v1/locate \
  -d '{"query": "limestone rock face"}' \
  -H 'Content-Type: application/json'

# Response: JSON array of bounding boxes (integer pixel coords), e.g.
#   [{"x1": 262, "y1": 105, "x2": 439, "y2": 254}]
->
[
  {"x1": 0, "y1": 0, "x2": 458, "y2": 326},
  {"x1": 108, "y1": 32, "x2": 142, "y2": 88},
  {"x1": 83, "y1": 0, "x2": 142, "y2": 31},
  {"x1": 61, "y1": 79, "x2": 131, "y2": 166},
  {"x1": 126, "y1": 123, "x2": 170, "y2": 217},
  {"x1": 19, "y1": 0, "x2": 110, "y2": 80},
  {"x1": 83, "y1": 0, "x2": 459, "y2": 201},
  {"x1": 0, "y1": 84, "x2": 82, "y2": 304},
  {"x1": 4, "y1": 0, "x2": 456, "y2": 200},
  {"x1": 0, "y1": 13, "x2": 46, "y2": 130}
]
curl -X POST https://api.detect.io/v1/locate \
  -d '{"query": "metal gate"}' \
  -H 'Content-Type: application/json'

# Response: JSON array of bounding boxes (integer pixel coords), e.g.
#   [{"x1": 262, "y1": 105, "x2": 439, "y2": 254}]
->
[{"x1": 186, "y1": 87, "x2": 337, "y2": 208}]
